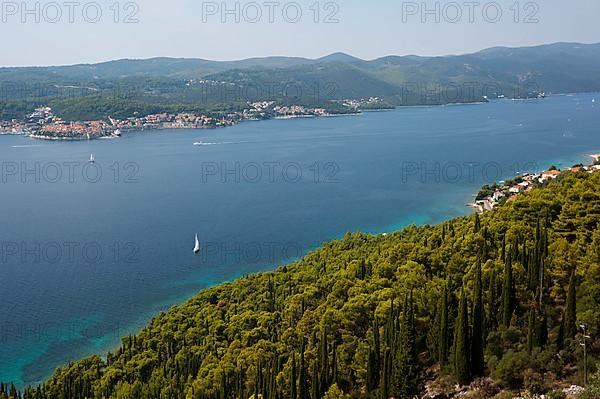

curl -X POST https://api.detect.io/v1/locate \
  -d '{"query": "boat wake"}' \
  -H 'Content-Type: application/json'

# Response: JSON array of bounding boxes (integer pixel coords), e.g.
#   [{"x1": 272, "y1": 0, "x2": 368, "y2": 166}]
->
[
  {"x1": 11, "y1": 145, "x2": 41, "y2": 148},
  {"x1": 193, "y1": 140, "x2": 250, "y2": 146}
]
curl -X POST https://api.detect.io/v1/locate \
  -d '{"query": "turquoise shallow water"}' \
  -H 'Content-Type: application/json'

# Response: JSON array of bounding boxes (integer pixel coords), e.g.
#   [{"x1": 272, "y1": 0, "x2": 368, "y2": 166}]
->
[{"x1": 0, "y1": 93, "x2": 599, "y2": 386}]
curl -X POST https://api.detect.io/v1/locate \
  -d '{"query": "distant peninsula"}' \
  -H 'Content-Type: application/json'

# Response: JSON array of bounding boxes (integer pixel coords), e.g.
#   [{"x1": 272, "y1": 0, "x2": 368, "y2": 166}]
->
[{"x1": 3, "y1": 42, "x2": 600, "y2": 138}]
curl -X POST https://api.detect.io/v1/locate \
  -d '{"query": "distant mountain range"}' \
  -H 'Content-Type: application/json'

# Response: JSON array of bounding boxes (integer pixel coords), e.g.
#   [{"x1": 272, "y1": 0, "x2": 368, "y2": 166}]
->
[{"x1": 1, "y1": 42, "x2": 600, "y2": 119}]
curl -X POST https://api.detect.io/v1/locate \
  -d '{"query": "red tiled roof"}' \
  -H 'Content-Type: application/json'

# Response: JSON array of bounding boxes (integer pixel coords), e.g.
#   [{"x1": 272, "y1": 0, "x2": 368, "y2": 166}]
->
[{"x1": 543, "y1": 170, "x2": 561, "y2": 176}]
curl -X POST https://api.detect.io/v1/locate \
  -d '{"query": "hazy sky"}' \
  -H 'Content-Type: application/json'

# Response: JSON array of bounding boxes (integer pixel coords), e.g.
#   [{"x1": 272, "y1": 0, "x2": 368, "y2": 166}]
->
[{"x1": 1, "y1": 0, "x2": 599, "y2": 66}]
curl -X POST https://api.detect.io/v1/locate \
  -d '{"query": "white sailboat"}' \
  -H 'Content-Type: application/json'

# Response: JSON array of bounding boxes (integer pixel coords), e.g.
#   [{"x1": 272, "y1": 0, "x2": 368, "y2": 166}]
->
[
  {"x1": 89, "y1": 153, "x2": 95, "y2": 163},
  {"x1": 193, "y1": 234, "x2": 201, "y2": 255}
]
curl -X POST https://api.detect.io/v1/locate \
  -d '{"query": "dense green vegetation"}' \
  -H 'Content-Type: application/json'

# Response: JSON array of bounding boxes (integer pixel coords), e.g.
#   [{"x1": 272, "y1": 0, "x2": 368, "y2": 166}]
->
[
  {"x1": 0, "y1": 73, "x2": 355, "y2": 121},
  {"x1": 0, "y1": 101, "x2": 39, "y2": 120},
  {"x1": 44, "y1": 97, "x2": 246, "y2": 122},
  {"x1": 0, "y1": 90, "x2": 354, "y2": 122},
  {"x1": 4, "y1": 172, "x2": 600, "y2": 398},
  {"x1": 3, "y1": 42, "x2": 600, "y2": 121}
]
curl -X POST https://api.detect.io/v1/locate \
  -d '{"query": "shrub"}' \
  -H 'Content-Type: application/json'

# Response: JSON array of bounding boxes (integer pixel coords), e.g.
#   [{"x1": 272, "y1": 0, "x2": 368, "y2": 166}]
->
[
  {"x1": 323, "y1": 384, "x2": 345, "y2": 399},
  {"x1": 523, "y1": 368, "x2": 543, "y2": 395},
  {"x1": 492, "y1": 350, "x2": 530, "y2": 389},
  {"x1": 579, "y1": 365, "x2": 600, "y2": 399},
  {"x1": 472, "y1": 377, "x2": 500, "y2": 396},
  {"x1": 546, "y1": 390, "x2": 566, "y2": 399}
]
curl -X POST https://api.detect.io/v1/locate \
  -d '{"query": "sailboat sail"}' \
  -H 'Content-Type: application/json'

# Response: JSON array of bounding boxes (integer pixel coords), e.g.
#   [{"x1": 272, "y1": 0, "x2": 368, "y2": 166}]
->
[
  {"x1": 89, "y1": 153, "x2": 95, "y2": 163},
  {"x1": 193, "y1": 234, "x2": 201, "y2": 254}
]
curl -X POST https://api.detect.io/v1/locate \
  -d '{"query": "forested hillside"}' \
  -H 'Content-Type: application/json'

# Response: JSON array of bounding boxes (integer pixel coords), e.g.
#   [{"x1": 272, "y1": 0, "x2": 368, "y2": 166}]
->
[
  {"x1": 3, "y1": 42, "x2": 600, "y2": 120},
  {"x1": 6, "y1": 172, "x2": 600, "y2": 399}
]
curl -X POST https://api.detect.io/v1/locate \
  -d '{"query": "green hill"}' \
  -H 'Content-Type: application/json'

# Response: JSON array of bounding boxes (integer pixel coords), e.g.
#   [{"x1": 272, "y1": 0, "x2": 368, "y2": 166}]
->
[
  {"x1": 2, "y1": 42, "x2": 600, "y2": 120},
  {"x1": 5, "y1": 171, "x2": 600, "y2": 398}
]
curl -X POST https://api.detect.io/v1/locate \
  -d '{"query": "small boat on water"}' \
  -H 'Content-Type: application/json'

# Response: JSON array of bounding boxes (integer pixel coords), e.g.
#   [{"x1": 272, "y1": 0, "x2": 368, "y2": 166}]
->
[
  {"x1": 89, "y1": 153, "x2": 95, "y2": 163},
  {"x1": 193, "y1": 234, "x2": 201, "y2": 255}
]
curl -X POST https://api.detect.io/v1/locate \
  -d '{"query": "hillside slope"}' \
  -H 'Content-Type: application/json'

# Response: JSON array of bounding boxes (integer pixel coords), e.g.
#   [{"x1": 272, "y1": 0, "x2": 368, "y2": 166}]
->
[
  {"x1": 7, "y1": 172, "x2": 600, "y2": 399},
  {"x1": 2, "y1": 42, "x2": 600, "y2": 109}
]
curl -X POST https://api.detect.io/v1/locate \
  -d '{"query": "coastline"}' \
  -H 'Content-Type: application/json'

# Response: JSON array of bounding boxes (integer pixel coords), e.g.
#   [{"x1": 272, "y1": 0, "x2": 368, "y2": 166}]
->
[
  {"x1": 5, "y1": 92, "x2": 594, "y2": 142},
  {"x1": 19, "y1": 111, "x2": 365, "y2": 141},
  {"x1": 467, "y1": 151, "x2": 600, "y2": 214},
  {"x1": 5, "y1": 94, "x2": 600, "y2": 389},
  {"x1": 3, "y1": 102, "x2": 470, "y2": 141}
]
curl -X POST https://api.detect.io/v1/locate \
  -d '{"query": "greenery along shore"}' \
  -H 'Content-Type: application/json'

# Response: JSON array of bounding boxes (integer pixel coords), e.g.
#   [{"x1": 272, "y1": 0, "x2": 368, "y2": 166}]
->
[{"x1": 5, "y1": 172, "x2": 600, "y2": 399}]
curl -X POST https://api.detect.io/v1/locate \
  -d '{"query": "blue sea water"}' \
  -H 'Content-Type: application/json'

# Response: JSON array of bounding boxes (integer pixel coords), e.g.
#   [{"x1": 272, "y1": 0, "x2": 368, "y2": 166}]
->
[{"x1": 0, "y1": 93, "x2": 599, "y2": 386}]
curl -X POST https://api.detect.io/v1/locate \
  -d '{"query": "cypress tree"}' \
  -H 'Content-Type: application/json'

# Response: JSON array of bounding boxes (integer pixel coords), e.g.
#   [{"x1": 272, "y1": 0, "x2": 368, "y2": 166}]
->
[
  {"x1": 527, "y1": 307, "x2": 536, "y2": 353},
  {"x1": 381, "y1": 348, "x2": 391, "y2": 399},
  {"x1": 537, "y1": 306, "x2": 548, "y2": 349},
  {"x1": 319, "y1": 329, "x2": 329, "y2": 393},
  {"x1": 331, "y1": 344, "x2": 338, "y2": 386},
  {"x1": 373, "y1": 318, "x2": 381, "y2": 368},
  {"x1": 299, "y1": 340, "x2": 308, "y2": 399},
  {"x1": 367, "y1": 348, "x2": 378, "y2": 392},
  {"x1": 487, "y1": 268, "x2": 497, "y2": 333},
  {"x1": 454, "y1": 288, "x2": 471, "y2": 386},
  {"x1": 438, "y1": 284, "x2": 450, "y2": 366},
  {"x1": 501, "y1": 255, "x2": 514, "y2": 328},
  {"x1": 291, "y1": 352, "x2": 297, "y2": 399},
  {"x1": 311, "y1": 359, "x2": 319, "y2": 399},
  {"x1": 538, "y1": 257, "x2": 546, "y2": 308},
  {"x1": 521, "y1": 239, "x2": 528, "y2": 274},
  {"x1": 563, "y1": 270, "x2": 577, "y2": 340},
  {"x1": 381, "y1": 299, "x2": 396, "y2": 398},
  {"x1": 557, "y1": 311, "x2": 565, "y2": 350},
  {"x1": 255, "y1": 361, "x2": 262, "y2": 399},
  {"x1": 471, "y1": 262, "x2": 485, "y2": 377},
  {"x1": 393, "y1": 292, "x2": 418, "y2": 399},
  {"x1": 366, "y1": 319, "x2": 381, "y2": 392},
  {"x1": 512, "y1": 237, "x2": 520, "y2": 263}
]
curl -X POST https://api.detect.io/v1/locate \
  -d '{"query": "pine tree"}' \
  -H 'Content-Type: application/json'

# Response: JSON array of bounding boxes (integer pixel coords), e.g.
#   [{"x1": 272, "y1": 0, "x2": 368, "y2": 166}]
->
[
  {"x1": 454, "y1": 288, "x2": 471, "y2": 386},
  {"x1": 563, "y1": 269, "x2": 577, "y2": 340},
  {"x1": 471, "y1": 262, "x2": 485, "y2": 377}
]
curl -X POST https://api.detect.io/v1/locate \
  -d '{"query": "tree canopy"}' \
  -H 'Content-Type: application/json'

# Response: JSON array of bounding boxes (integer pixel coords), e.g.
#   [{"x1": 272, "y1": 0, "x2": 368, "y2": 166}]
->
[{"x1": 4, "y1": 171, "x2": 600, "y2": 398}]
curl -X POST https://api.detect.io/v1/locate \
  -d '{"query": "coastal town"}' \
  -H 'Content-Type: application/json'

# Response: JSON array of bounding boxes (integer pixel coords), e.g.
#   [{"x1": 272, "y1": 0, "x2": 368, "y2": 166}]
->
[
  {"x1": 0, "y1": 104, "x2": 314, "y2": 140},
  {"x1": 470, "y1": 155, "x2": 600, "y2": 213},
  {"x1": 0, "y1": 97, "x2": 387, "y2": 140}
]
